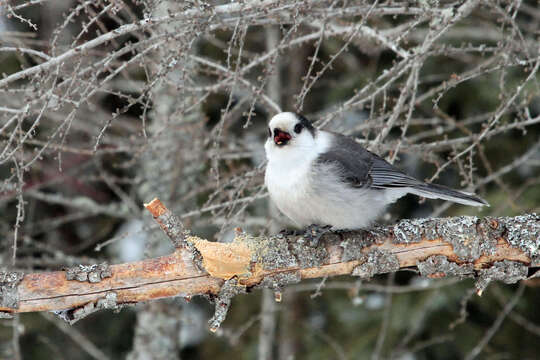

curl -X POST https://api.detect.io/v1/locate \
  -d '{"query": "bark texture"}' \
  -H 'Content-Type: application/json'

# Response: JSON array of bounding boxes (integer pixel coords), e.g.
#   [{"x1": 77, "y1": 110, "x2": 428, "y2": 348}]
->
[{"x1": 0, "y1": 200, "x2": 538, "y2": 324}]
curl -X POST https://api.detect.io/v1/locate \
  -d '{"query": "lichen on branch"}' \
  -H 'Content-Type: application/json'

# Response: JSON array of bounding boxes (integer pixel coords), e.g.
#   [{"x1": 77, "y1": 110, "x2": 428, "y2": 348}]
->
[{"x1": 0, "y1": 199, "x2": 537, "y2": 330}]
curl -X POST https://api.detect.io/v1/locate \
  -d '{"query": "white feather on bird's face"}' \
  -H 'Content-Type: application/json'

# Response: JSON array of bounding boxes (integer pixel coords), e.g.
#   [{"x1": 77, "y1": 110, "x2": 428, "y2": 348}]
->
[{"x1": 264, "y1": 112, "x2": 319, "y2": 166}]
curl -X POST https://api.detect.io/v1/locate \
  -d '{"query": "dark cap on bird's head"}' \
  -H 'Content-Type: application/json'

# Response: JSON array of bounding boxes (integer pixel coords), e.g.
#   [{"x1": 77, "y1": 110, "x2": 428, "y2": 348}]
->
[{"x1": 267, "y1": 112, "x2": 316, "y2": 147}]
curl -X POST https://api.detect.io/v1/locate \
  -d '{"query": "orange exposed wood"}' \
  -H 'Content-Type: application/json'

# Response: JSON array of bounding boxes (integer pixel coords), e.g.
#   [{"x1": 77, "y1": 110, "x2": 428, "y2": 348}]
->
[
  {"x1": 189, "y1": 236, "x2": 252, "y2": 280},
  {"x1": 144, "y1": 198, "x2": 167, "y2": 217}
]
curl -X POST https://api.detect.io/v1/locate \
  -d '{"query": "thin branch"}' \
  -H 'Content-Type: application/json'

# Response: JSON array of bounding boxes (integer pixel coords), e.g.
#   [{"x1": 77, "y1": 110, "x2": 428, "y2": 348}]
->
[
  {"x1": 41, "y1": 312, "x2": 110, "y2": 360},
  {"x1": 464, "y1": 283, "x2": 525, "y2": 360},
  {"x1": 372, "y1": 272, "x2": 395, "y2": 360}
]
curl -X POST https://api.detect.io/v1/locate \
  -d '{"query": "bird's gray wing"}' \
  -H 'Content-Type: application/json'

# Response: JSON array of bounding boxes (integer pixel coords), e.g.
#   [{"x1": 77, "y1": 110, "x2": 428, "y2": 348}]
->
[
  {"x1": 315, "y1": 133, "x2": 488, "y2": 207},
  {"x1": 315, "y1": 133, "x2": 420, "y2": 190}
]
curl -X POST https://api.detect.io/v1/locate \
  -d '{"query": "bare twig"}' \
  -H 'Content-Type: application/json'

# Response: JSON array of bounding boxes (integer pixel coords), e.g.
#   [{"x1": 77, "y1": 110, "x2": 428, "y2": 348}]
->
[{"x1": 464, "y1": 283, "x2": 525, "y2": 360}]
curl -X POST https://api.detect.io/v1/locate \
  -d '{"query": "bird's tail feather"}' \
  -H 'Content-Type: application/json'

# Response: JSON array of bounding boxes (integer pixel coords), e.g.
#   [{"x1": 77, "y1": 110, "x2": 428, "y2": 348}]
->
[{"x1": 407, "y1": 182, "x2": 489, "y2": 207}]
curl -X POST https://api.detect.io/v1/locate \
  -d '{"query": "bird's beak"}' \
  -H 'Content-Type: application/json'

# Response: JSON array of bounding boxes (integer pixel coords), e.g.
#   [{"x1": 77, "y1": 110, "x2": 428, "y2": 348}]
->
[{"x1": 273, "y1": 129, "x2": 292, "y2": 146}]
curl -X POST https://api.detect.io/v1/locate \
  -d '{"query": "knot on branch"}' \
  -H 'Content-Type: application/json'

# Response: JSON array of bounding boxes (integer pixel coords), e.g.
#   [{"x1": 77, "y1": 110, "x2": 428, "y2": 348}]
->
[{"x1": 65, "y1": 262, "x2": 112, "y2": 283}]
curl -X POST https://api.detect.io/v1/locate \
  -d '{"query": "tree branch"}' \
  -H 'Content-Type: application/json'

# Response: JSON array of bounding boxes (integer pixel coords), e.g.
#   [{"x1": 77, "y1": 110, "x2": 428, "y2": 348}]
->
[{"x1": 0, "y1": 199, "x2": 537, "y2": 328}]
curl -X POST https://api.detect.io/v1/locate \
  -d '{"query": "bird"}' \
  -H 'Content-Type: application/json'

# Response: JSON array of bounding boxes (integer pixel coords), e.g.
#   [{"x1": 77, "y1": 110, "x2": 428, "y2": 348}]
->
[{"x1": 264, "y1": 112, "x2": 488, "y2": 236}]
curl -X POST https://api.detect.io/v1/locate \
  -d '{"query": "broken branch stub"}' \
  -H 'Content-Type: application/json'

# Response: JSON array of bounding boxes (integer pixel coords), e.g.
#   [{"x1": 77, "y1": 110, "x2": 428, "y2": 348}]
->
[{"x1": 144, "y1": 198, "x2": 187, "y2": 248}]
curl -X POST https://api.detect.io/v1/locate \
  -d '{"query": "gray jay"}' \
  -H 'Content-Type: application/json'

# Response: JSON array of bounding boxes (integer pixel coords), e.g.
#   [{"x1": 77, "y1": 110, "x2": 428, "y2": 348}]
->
[{"x1": 264, "y1": 112, "x2": 488, "y2": 233}]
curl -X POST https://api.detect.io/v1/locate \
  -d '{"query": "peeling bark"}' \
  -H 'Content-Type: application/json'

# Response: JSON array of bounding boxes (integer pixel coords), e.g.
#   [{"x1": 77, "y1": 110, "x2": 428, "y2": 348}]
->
[{"x1": 0, "y1": 200, "x2": 538, "y2": 326}]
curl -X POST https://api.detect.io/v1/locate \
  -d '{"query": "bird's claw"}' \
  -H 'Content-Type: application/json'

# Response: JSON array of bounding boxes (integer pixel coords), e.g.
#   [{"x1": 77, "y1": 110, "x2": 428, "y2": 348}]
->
[
  {"x1": 279, "y1": 228, "x2": 299, "y2": 236},
  {"x1": 303, "y1": 224, "x2": 332, "y2": 247}
]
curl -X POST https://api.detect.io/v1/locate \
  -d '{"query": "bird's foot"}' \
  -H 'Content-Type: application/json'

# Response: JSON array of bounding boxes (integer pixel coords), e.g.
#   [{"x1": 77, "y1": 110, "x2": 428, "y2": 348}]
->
[
  {"x1": 279, "y1": 228, "x2": 299, "y2": 236},
  {"x1": 303, "y1": 224, "x2": 332, "y2": 247}
]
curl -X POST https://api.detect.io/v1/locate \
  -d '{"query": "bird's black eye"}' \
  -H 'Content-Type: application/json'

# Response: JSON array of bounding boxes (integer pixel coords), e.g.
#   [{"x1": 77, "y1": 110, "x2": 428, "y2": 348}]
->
[
  {"x1": 267, "y1": 127, "x2": 272, "y2": 138},
  {"x1": 294, "y1": 123, "x2": 303, "y2": 134}
]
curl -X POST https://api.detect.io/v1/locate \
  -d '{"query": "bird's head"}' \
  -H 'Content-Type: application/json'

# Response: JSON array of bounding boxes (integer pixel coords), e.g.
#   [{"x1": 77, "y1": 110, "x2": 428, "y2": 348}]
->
[{"x1": 265, "y1": 112, "x2": 316, "y2": 153}]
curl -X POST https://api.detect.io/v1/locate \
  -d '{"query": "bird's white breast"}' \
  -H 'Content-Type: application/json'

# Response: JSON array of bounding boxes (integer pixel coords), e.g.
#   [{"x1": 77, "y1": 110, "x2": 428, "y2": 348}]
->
[
  {"x1": 265, "y1": 130, "x2": 405, "y2": 229},
  {"x1": 264, "y1": 131, "x2": 332, "y2": 227}
]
